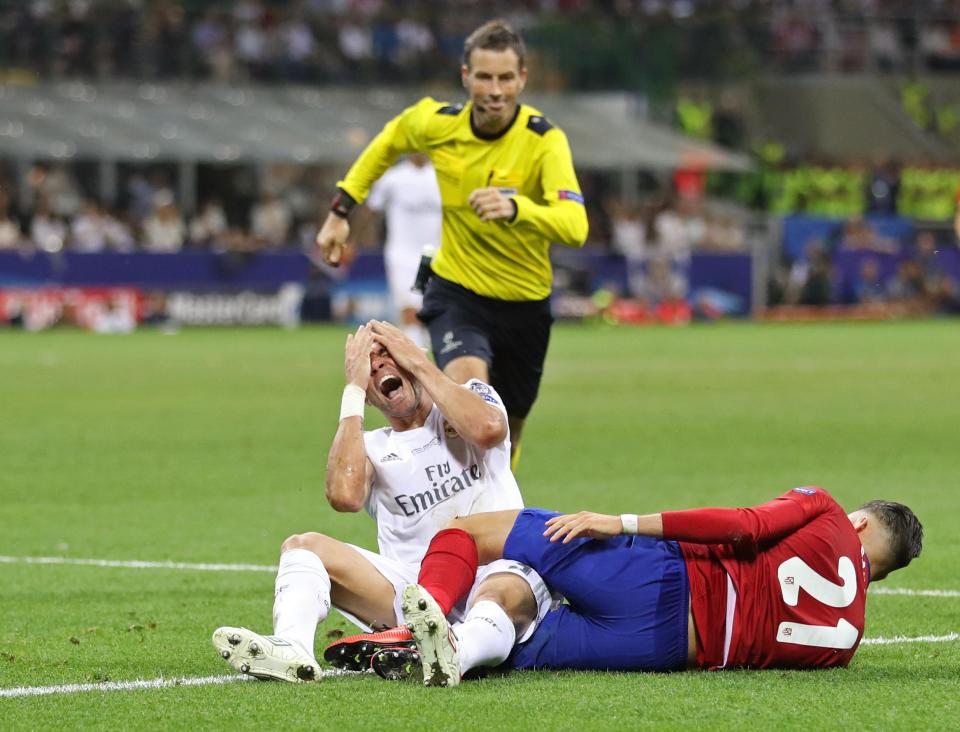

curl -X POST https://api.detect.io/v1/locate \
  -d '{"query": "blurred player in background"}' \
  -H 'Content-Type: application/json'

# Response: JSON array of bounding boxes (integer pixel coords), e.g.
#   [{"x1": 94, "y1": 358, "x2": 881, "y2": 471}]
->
[
  {"x1": 389, "y1": 488, "x2": 922, "y2": 686},
  {"x1": 317, "y1": 19, "x2": 589, "y2": 469},
  {"x1": 364, "y1": 153, "x2": 441, "y2": 347},
  {"x1": 212, "y1": 320, "x2": 551, "y2": 682}
]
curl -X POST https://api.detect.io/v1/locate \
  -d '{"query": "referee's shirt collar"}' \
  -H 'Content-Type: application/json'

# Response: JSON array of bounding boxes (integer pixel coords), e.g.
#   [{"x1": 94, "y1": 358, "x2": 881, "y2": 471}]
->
[{"x1": 470, "y1": 103, "x2": 522, "y2": 141}]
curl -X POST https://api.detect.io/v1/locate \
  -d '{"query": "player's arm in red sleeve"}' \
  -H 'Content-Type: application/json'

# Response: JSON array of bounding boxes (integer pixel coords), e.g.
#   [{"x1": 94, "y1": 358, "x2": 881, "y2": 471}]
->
[
  {"x1": 660, "y1": 487, "x2": 837, "y2": 545},
  {"x1": 542, "y1": 487, "x2": 837, "y2": 545}
]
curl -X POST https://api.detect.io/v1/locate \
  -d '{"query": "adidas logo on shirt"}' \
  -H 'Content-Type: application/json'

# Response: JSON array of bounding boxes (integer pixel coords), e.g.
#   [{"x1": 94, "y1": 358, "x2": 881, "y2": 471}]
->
[{"x1": 380, "y1": 453, "x2": 401, "y2": 463}]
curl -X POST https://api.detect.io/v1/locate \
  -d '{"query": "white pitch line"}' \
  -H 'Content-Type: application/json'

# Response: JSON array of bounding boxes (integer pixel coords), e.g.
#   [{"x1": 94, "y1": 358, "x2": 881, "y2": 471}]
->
[
  {"x1": 0, "y1": 674, "x2": 251, "y2": 699},
  {"x1": 0, "y1": 669, "x2": 365, "y2": 699},
  {"x1": 2, "y1": 556, "x2": 959, "y2": 598},
  {"x1": 871, "y1": 587, "x2": 960, "y2": 598},
  {"x1": 0, "y1": 556, "x2": 276, "y2": 573},
  {"x1": 0, "y1": 634, "x2": 957, "y2": 700},
  {"x1": 861, "y1": 632, "x2": 960, "y2": 646}
]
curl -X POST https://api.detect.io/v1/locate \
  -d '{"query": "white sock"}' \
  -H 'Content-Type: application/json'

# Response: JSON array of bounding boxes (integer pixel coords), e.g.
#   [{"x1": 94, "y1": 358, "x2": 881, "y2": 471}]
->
[
  {"x1": 455, "y1": 600, "x2": 516, "y2": 675},
  {"x1": 403, "y1": 324, "x2": 427, "y2": 349},
  {"x1": 272, "y1": 548, "x2": 331, "y2": 657}
]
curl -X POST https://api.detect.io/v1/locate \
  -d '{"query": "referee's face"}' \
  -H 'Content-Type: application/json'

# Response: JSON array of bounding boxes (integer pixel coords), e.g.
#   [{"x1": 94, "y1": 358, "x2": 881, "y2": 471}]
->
[{"x1": 462, "y1": 48, "x2": 527, "y2": 136}]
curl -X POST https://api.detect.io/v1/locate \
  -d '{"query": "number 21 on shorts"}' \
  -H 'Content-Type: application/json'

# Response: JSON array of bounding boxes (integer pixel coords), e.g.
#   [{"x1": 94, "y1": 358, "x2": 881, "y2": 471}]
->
[{"x1": 775, "y1": 554, "x2": 860, "y2": 649}]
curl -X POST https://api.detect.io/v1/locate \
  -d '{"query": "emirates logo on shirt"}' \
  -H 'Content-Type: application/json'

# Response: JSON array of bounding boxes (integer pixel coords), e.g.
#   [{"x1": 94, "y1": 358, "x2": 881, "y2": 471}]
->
[{"x1": 393, "y1": 461, "x2": 482, "y2": 517}]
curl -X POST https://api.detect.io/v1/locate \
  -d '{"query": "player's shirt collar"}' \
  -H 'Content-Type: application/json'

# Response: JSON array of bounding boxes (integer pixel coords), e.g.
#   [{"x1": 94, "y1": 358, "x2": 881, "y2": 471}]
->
[{"x1": 470, "y1": 103, "x2": 522, "y2": 141}]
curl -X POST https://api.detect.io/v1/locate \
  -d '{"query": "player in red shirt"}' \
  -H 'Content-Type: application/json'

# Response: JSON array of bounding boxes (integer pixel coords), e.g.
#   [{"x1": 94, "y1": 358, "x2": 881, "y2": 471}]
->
[{"x1": 368, "y1": 487, "x2": 922, "y2": 686}]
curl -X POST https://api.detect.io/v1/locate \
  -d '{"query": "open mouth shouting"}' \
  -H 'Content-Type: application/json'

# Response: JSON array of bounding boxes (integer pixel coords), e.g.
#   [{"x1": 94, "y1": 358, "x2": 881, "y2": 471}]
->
[
  {"x1": 368, "y1": 344, "x2": 421, "y2": 419},
  {"x1": 378, "y1": 373, "x2": 403, "y2": 399}
]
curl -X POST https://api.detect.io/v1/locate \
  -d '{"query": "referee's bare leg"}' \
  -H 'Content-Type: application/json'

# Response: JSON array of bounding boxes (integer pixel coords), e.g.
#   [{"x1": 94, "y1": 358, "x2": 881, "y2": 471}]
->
[{"x1": 443, "y1": 355, "x2": 525, "y2": 469}]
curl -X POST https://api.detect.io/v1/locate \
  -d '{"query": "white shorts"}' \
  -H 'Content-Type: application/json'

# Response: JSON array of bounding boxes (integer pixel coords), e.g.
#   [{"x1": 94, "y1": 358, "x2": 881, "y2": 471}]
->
[
  {"x1": 338, "y1": 543, "x2": 554, "y2": 643},
  {"x1": 385, "y1": 253, "x2": 423, "y2": 314}
]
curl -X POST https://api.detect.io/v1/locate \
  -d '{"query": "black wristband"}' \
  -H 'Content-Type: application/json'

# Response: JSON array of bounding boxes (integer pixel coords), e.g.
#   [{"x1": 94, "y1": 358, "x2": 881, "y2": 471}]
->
[{"x1": 330, "y1": 189, "x2": 357, "y2": 219}]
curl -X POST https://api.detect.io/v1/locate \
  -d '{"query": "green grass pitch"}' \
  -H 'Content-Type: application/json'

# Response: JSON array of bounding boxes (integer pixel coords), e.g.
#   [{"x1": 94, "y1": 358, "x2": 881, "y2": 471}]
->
[{"x1": 1, "y1": 321, "x2": 958, "y2": 729}]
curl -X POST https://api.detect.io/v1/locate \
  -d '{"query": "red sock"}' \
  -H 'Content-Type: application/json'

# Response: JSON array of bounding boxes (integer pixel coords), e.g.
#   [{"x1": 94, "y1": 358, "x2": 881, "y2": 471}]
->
[{"x1": 417, "y1": 528, "x2": 479, "y2": 615}]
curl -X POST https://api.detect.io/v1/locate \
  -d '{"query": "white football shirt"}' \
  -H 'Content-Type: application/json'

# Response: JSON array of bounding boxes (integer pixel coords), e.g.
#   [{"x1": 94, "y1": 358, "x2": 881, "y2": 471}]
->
[
  {"x1": 362, "y1": 379, "x2": 521, "y2": 565},
  {"x1": 366, "y1": 158, "x2": 442, "y2": 311}
]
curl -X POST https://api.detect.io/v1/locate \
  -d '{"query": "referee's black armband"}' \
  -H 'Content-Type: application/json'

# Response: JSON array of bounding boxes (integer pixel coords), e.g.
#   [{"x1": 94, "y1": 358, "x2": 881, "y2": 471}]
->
[{"x1": 330, "y1": 189, "x2": 358, "y2": 219}]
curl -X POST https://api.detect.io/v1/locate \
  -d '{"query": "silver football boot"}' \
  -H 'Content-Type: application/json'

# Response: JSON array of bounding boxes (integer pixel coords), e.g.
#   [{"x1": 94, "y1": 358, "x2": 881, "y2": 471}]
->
[
  {"x1": 212, "y1": 626, "x2": 318, "y2": 683},
  {"x1": 401, "y1": 584, "x2": 460, "y2": 687}
]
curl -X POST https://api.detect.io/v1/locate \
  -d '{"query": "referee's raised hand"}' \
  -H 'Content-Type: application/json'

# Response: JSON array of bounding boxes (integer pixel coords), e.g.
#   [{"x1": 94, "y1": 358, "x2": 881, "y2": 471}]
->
[{"x1": 316, "y1": 211, "x2": 351, "y2": 266}]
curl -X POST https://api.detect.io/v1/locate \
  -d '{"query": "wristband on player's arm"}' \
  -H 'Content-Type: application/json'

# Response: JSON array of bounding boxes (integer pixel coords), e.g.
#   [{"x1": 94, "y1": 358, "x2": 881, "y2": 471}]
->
[
  {"x1": 330, "y1": 189, "x2": 358, "y2": 219},
  {"x1": 620, "y1": 514, "x2": 639, "y2": 535},
  {"x1": 339, "y1": 384, "x2": 366, "y2": 422}
]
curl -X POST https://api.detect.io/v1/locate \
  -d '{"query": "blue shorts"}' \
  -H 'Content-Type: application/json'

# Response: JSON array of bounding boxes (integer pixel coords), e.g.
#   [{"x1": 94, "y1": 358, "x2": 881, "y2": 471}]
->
[{"x1": 504, "y1": 509, "x2": 690, "y2": 672}]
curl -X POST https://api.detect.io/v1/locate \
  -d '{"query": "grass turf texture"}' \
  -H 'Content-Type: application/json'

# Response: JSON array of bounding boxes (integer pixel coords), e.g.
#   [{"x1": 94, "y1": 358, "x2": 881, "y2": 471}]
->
[{"x1": 0, "y1": 321, "x2": 958, "y2": 730}]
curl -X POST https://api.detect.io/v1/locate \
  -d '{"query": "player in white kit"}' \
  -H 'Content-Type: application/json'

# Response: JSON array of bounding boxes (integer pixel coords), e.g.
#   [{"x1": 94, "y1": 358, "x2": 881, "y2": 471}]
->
[
  {"x1": 212, "y1": 320, "x2": 551, "y2": 682},
  {"x1": 365, "y1": 153, "x2": 441, "y2": 347}
]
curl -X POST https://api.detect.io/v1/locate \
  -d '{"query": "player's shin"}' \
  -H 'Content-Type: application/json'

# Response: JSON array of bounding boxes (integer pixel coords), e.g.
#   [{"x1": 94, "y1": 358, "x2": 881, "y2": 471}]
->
[
  {"x1": 417, "y1": 528, "x2": 479, "y2": 615},
  {"x1": 272, "y1": 548, "x2": 331, "y2": 654},
  {"x1": 455, "y1": 600, "x2": 516, "y2": 675}
]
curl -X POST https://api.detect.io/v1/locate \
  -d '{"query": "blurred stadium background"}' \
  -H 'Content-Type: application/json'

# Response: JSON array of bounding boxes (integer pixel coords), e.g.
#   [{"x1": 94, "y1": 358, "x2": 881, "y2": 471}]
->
[{"x1": 1, "y1": 0, "x2": 959, "y2": 329}]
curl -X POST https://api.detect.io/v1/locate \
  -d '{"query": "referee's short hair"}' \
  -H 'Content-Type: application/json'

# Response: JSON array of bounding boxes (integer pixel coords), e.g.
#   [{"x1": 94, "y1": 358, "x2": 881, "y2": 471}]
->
[{"x1": 463, "y1": 19, "x2": 526, "y2": 69}]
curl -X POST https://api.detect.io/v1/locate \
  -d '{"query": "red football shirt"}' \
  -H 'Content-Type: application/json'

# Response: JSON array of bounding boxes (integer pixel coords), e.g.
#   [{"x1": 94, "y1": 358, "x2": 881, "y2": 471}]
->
[{"x1": 661, "y1": 487, "x2": 870, "y2": 670}]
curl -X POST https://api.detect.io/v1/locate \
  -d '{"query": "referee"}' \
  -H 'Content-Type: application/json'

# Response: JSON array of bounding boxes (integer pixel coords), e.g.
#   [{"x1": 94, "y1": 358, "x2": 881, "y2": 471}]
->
[{"x1": 317, "y1": 19, "x2": 588, "y2": 468}]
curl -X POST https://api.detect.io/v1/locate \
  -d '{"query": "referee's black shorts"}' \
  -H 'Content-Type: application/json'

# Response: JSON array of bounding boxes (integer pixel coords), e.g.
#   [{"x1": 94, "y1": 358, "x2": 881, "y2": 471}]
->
[{"x1": 418, "y1": 274, "x2": 553, "y2": 420}]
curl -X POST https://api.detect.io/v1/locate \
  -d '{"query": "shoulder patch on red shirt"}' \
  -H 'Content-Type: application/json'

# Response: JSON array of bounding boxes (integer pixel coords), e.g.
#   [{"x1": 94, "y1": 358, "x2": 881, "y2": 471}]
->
[{"x1": 792, "y1": 487, "x2": 818, "y2": 496}]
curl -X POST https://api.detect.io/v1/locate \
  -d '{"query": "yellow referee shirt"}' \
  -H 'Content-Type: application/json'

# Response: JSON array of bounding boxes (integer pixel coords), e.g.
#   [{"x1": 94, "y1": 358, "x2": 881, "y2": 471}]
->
[{"x1": 337, "y1": 97, "x2": 588, "y2": 301}]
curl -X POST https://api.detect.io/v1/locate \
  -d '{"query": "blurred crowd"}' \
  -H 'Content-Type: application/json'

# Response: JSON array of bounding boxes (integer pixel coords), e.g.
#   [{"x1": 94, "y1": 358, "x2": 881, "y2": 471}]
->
[
  {"x1": 731, "y1": 159, "x2": 960, "y2": 220},
  {"x1": 769, "y1": 221, "x2": 960, "y2": 314},
  {"x1": 2, "y1": 1, "x2": 960, "y2": 89},
  {"x1": 0, "y1": 160, "x2": 334, "y2": 254},
  {"x1": 0, "y1": 158, "x2": 756, "y2": 261},
  {"x1": 3, "y1": 157, "x2": 958, "y2": 318}
]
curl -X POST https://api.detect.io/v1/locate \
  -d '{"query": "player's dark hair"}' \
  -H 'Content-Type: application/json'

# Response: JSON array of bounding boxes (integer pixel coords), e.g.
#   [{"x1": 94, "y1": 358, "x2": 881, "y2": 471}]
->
[
  {"x1": 858, "y1": 500, "x2": 923, "y2": 571},
  {"x1": 463, "y1": 19, "x2": 526, "y2": 69}
]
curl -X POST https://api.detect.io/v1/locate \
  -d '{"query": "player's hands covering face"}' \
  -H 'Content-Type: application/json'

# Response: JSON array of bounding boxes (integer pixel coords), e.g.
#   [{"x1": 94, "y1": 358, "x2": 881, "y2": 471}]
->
[
  {"x1": 369, "y1": 320, "x2": 428, "y2": 373},
  {"x1": 344, "y1": 323, "x2": 375, "y2": 387},
  {"x1": 468, "y1": 187, "x2": 517, "y2": 223},
  {"x1": 543, "y1": 512, "x2": 622, "y2": 543}
]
